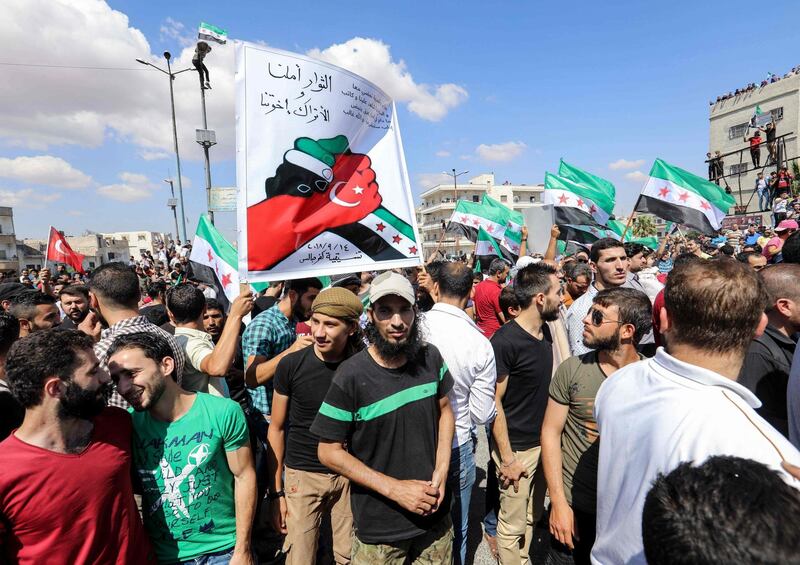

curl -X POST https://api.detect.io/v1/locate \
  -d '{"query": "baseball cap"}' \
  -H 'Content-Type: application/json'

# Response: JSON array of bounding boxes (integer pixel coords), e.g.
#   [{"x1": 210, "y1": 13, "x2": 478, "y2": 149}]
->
[
  {"x1": 775, "y1": 219, "x2": 799, "y2": 232},
  {"x1": 368, "y1": 271, "x2": 415, "y2": 306},
  {"x1": 330, "y1": 273, "x2": 362, "y2": 289}
]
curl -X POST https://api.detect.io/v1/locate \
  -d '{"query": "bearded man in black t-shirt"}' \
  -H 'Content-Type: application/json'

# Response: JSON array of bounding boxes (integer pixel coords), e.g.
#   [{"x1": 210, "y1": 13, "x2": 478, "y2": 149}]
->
[
  {"x1": 490, "y1": 262, "x2": 561, "y2": 565},
  {"x1": 312, "y1": 272, "x2": 456, "y2": 564},
  {"x1": 267, "y1": 287, "x2": 364, "y2": 565}
]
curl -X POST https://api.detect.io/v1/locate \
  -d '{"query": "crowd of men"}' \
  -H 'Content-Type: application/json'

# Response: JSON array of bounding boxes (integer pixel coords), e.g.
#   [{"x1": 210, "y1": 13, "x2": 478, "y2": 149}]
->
[
  {"x1": 709, "y1": 66, "x2": 800, "y2": 105},
  {"x1": 1, "y1": 223, "x2": 800, "y2": 565}
]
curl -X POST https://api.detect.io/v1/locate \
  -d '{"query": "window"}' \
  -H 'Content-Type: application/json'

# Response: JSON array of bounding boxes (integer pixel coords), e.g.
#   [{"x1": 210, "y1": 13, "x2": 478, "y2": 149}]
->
[
  {"x1": 513, "y1": 196, "x2": 520, "y2": 203},
  {"x1": 728, "y1": 123, "x2": 749, "y2": 139},
  {"x1": 500, "y1": 195, "x2": 508, "y2": 202},
  {"x1": 529, "y1": 196, "x2": 536, "y2": 202},
  {"x1": 472, "y1": 195, "x2": 479, "y2": 202},
  {"x1": 0, "y1": 250, "x2": 6, "y2": 260},
  {"x1": 730, "y1": 163, "x2": 748, "y2": 176},
  {"x1": 771, "y1": 107, "x2": 784, "y2": 121},
  {"x1": 107, "y1": 252, "x2": 116, "y2": 260},
  {"x1": 89, "y1": 261, "x2": 96, "y2": 269},
  {"x1": 138, "y1": 235, "x2": 146, "y2": 241}
]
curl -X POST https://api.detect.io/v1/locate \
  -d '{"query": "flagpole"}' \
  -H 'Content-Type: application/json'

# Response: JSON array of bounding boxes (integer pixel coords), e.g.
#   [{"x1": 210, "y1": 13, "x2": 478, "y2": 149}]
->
[
  {"x1": 620, "y1": 196, "x2": 642, "y2": 242},
  {"x1": 44, "y1": 226, "x2": 52, "y2": 268}
]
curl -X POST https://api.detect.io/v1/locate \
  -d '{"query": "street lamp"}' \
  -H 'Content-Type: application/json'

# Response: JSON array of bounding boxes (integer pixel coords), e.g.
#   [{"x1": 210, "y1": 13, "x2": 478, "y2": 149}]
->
[
  {"x1": 135, "y1": 52, "x2": 193, "y2": 242},
  {"x1": 163, "y1": 179, "x2": 180, "y2": 244},
  {"x1": 444, "y1": 169, "x2": 469, "y2": 257}
]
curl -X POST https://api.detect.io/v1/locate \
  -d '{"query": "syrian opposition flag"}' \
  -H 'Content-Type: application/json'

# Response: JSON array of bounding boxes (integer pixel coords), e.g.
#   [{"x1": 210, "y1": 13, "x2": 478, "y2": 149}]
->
[
  {"x1": 558, "y1": 159, "x2": 617, "y2": 202},
  {"x1": 328, "y1": 206, "x2": 420, "y2": 260},
  {"x1": 198, "y1": 22, "x2": 227, "y2": 44},
  {"x1": 543, "y1": 173, "x2": 614, "y2": 229},
  {"x1": 559, "y1": 224, "x2": 620, "y2": 245},
  {"x1": 607, "y1": 220, "x2": 659, "y2": 250},
  {"x1": 475, "y1": 225, "x2": 505, "y2": 268},
  {"x1": 634, "y1": 159, "x2": 735, "y2": 235},
  {"x1": 446, "y1": 200, "x2": 507, "y2": 243},
  {"x1": 46, "y1": 227, "x2": 85, "y2": 273},
  {"x1": 190, "y1": 216, "x2": 244, "y2": 311},
  {"x1": 482, "y1": 194, "x2": 524, "y2": 257}
]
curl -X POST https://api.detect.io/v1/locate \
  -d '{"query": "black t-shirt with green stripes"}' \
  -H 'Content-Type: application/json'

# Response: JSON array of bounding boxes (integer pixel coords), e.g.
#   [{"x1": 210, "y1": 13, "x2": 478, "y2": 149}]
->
[{"x1": 310, "y1": 344, "x2": 454, "y2": 544}]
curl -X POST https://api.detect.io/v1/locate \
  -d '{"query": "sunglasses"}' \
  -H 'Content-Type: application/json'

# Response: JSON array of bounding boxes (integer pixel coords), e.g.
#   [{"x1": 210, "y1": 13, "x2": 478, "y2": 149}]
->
[
  {"x1": 576, "y1": 258, "x2": 589, "y2": 263},
  {"x1": 588, "y1": 307, "x2": 624, "y2": 327}
]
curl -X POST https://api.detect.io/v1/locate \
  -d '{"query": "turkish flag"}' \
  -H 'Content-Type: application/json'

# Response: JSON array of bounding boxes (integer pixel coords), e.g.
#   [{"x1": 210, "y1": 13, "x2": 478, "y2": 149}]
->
[{"x1": 46, "y1": 227, "x2": 86, "y2": 273}]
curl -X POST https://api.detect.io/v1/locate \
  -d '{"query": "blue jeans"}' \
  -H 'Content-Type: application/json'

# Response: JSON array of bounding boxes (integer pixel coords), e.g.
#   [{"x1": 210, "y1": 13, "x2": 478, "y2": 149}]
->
[
  {"x1": 758, "y1": 188, "x2": 769, "y2": 211},
  {"x1": 447, "y1": 440, "x2": 476, "y2": 565},
  {"x1": 174, "y1": 547, "x2": 235, "y2": 565}
]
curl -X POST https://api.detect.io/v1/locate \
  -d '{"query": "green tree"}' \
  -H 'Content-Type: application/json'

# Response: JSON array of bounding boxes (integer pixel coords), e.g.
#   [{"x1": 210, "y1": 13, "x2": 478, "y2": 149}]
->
[{"x1": 632, "y1": 215, "x2": 657, "y2": 238}]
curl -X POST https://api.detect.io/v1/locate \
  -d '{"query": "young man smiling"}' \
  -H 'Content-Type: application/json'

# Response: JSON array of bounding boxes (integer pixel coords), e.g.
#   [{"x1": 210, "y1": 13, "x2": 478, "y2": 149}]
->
[
  {"x1": 108, "y1": 332, "x2": 257, "y2": 565},
  {"x1": 268, "y1": 287, "x2": 364, "y2": 564},
  {"x1": 312, "y1": 271, "x2": 455, "y2": 564}
]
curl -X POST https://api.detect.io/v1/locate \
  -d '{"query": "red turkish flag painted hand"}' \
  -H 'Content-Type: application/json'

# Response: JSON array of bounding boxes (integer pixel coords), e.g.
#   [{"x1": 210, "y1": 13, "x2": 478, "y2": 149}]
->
[{"x1": 247, "y1": 153, "x2": 382, "y2": 271}]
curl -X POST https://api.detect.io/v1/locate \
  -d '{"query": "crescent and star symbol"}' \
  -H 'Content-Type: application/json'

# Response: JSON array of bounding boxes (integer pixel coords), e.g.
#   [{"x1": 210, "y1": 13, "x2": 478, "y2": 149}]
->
[
  {"x1": 54, "y1": 240, "x2": 67, "y2": 255},
  {"x1": 328, "y1": 182, "x2": 364, "y2": 208}
]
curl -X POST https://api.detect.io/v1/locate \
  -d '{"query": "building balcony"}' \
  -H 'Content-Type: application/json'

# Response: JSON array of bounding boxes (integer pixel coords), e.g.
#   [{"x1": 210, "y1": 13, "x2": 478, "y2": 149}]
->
[{"x1": 0, "y1": 259, "x2": 18, "y2": 272}]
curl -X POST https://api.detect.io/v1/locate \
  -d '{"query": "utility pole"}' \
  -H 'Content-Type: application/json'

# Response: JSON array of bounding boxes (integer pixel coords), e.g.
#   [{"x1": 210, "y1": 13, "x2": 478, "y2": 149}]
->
[
  {"x1": 135, "y1": 52, "x2": 192, "y2": 242},
  {"x1": 164, "y1": 179, "x2": 180, "y2": 243},
  {"x1": 195, "y1": 42, "x2": 217, "y2": 225},
  {"x1": 444, "y1": 168, "x2": 469, "y2": 258}
]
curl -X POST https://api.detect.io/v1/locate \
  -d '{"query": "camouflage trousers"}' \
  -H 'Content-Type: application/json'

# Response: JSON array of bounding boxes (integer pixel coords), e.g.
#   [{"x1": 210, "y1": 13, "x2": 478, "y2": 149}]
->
[{"x1": 351, "y1": 514, "x2": 453, "y2": 565}]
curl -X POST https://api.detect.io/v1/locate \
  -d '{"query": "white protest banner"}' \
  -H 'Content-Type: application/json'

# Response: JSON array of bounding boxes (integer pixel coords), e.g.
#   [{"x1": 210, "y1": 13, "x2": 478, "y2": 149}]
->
[{"x1": 235, "y1": 42, "x2": 422, "y2": 282}]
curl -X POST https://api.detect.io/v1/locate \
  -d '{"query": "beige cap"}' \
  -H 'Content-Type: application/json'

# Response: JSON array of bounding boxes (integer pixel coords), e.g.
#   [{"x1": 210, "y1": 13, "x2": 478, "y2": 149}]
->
[{"x1": 368, "y1": 271, "x2": 416, "y2": 306}]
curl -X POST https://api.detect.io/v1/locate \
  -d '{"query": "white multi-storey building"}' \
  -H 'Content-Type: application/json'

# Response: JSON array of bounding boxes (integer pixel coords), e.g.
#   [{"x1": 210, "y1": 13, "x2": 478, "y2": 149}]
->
[
  {"x1": 101, "y1": 231, "x2": 172, "y2": 259},
  {"x1": 709, "y1": 74, "x2": 799, "y2": 214},
  {"x1": 0, "y1": 207, "x2": 17, "y2": 273},
  {"x1": 417, "y1": 173, "x2": 544, "y2": 260}
]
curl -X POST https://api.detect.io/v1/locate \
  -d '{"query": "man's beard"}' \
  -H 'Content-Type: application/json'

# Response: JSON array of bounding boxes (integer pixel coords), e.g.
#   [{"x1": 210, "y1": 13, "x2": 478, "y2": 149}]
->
[
  {"x1": 583, "y1": 328, "x2": 621, "y2": 352},
  {"x1": 68, "y1": 309, "x2": 88, "y2": 323},
  {"x1": 366, "y1": 318, "x2": 423, "y2": 364},
  {"x1": 58, "y1": 380, "x2": 110, "y2": 420},
  {"x1": 541, "y1": 299, "x2": 560, "y2": 322}
]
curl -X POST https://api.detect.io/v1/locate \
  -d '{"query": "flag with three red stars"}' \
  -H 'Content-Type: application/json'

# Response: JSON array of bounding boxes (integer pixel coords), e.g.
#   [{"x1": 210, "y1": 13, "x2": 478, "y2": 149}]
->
[
  {"x1": 543, "y1": 172, "x2": 614, "y2": 230},
  {"x1": 634, "y1": 159, "x2": 735, "y2": 235},
  {"x1": 189, "y1": 215, "x2": 267, "y2": 311}
]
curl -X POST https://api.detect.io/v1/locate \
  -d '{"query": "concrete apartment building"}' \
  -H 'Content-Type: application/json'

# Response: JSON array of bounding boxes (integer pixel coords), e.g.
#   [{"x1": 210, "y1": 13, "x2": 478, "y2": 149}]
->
[
  {"x1": 0, "y1": 207, "x2": 18, "y2": 273},
  {"x1": 417, "y1": 173, "x2": 544, "y2": 259},
  {"x1": 709, "y1": 73, "x2": 799, "y2": 214},
  {"x1": 101, "y1": 230, "x2": 171, "y2": 258},
  {"x1": 24, "y1": 233, "x2": 130, "y2": 271}
]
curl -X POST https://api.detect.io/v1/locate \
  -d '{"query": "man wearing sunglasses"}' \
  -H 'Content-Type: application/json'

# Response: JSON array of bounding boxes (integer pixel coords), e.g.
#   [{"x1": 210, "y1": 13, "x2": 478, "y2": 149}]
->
[
  {"x1": 566, "y1": 239, "x2": 631, "y2": 356},
  {"x1": 541, "y1": 287, "x2": 652, "y2": 564}
]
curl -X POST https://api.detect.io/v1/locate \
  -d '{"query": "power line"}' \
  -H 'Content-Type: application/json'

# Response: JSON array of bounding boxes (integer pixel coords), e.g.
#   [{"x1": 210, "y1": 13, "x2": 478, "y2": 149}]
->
[{"x1": 0, "y1": 61, "x2": 155, "y2": 71}]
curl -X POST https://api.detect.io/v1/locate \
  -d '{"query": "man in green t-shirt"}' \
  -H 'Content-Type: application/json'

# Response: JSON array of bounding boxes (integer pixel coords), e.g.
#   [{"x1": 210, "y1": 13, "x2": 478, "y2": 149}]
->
[
  {"x1": 108, "y1": 332, "x2": 257, "y2": 565},
  {"x1": 540, "y1": 287, "x2": 652, "y2": 565}
]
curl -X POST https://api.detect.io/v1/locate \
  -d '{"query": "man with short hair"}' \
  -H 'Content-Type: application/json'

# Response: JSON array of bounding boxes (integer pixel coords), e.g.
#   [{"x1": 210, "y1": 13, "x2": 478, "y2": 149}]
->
[
  {"x1": 591, "y1": 259, "x2": 800, "y2": 565},
  {"x1": 139, "y1": 281, "x2": 168, "y2": 326},
  {"x1": 424, "y1": 262, "x2": 497, "y2": 564},
  {"x1": 8, "y1": 290, "x2": 60, "y2": 337},
  {"x1": 58, "y1": 284, "x2": 90, "y2": 330},
  {"x1": 0, "y1": 312, "x2": 22, "y2": 440},
  {"x1": 744, "y1": 223, "x2": 761, "y2": 246},
  {"x1": 268, "y1": 287, "x2": 364, "y2": 565},
  {"x1": 783, "y1": 231, "x2": 800, "y2": 264},
  {"x1": 242, "y1": 277, "x2": 322, "y2": 417},
  {"x1": 566, "y1": 238, "x2": 630, "y2": 356},
  {"x1": 541, "y1": 288, "x2": 652, "y2": 564},
  {"x1": 312, "y1": 272, "x2": 456, "y2": 564},
  {"x1": 474, "y1": 258, "x2": 509, "y2": 338},
  {"x1": 109, "y1": 332, "x2": 256, "y2": 564},
  {"x1": 203, "y1": 299, "x2": 251, "y2": 413},
  {"x1": 0, "y1": 329, "x2": 154, "y2": 563},
  {"x1": 737, "y1": 251, "x2": 768, "y2": 271},
  {"x1": 642, "y1": 456, "x2": 800, "y2": 565},
  {"x1": 167, "y1": 283, "x2": 254, "y2": 397},
  {"x1": 562, "y1": 262, "x2": 591, "y2": 309},
  {"x1": 725, "y1": 223, "x2": 743, "y2": 251},
  {"x1": 490, "y1": 263, "x2": 560, "y2": 565},
  {"x1": 739, "y1": 267, "x2": 800, "y2": 435},
  {"x1": 89, "y1": 262, "x2": 185, "y2": 409}
]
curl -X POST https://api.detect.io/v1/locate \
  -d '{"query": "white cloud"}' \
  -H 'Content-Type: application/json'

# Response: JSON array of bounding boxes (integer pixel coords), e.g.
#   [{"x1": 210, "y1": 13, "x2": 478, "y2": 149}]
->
[
  {"x1": 0, "y1": 1, "x2": 237, "y2": 162},
  {"x1": 0, "y1": 155, "x2": 91, "y2": 189},
  {"x1": 476, "y1": 141, "x2": 526, "y2": 162},
  {"x1": 308, "y1": 37, "x2": 468, "y2": 121},
  {"x1": 97, "y1": 171, "x2": 157, "y2": 202},
  {"x1": 609, "y1": 158, "x2": 645, "y2": 170},
  {"x1": 459, "y1": 154, "x2": 472, "y2": 161},
  {"x1": 624, "y1": 170, "x2": 648, "y2": 182},
  {"x1": 0, "y1": 188, "x2": 62, "y2": 207},
  {"x1": 159, "y1": 17, "x2": 193, "y2": 47},
  {"x1": 435, "y1": 150, "x2": 451, "y2": 158},
  {"x1": 139, "y1": 149, "x2": 171, "y2": 161},
  {"x1": 417, "y1": 173, "x2": 451, "y2": 190}
]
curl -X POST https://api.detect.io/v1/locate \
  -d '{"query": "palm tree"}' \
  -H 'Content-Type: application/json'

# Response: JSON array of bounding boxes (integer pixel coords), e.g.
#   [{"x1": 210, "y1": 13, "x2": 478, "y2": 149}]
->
[{"x1": 632, "y1": 215, "x2": 657, "y2": 238}]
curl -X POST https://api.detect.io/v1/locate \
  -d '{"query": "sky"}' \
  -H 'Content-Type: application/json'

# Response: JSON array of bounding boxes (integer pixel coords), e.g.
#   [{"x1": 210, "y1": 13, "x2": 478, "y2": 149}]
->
[{"x1": 3, "y1": 0, "x2": 800, "y2": 243}]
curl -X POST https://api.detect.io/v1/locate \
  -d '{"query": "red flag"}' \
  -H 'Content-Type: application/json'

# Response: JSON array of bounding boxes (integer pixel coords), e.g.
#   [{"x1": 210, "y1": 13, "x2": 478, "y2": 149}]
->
[{"x1": 46, "y1": 227, "x2": 85, "y2": 273}]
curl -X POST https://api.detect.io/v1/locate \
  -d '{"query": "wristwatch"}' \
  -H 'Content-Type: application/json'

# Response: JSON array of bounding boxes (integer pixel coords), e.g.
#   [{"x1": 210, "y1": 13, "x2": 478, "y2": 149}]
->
[{"x1": 267, "y1": 490, "x2": 285, "y2": 501}]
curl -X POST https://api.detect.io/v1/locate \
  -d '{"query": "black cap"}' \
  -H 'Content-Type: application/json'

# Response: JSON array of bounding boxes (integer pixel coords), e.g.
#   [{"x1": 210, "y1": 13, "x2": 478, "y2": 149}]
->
[{"x1": 0, "y1": 283, "x2": 28, "y2": 302}]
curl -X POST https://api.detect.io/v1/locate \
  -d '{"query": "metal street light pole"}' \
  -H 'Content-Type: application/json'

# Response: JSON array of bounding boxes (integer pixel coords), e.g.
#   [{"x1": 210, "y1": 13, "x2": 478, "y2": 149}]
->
[
  {"x1": 135, "y1": 52, "x2": 192, "y2": 242},
  {"x1": 195, "y1": 43, "x2": 217, "y2": 225},
  {"x1": 444, "y1": 169, "x2": 469, "y2": 258},
  {"x1": 163, "y1": 179, "x2": 180, "y2": 243}
]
